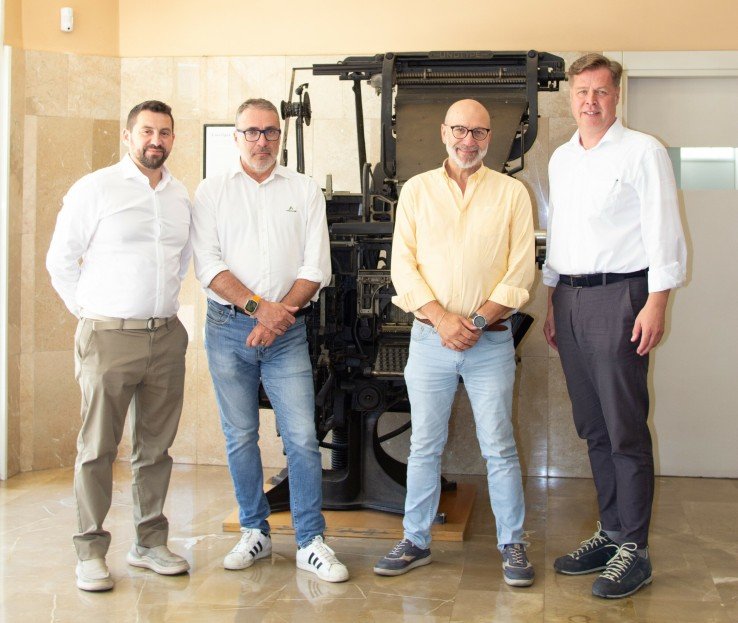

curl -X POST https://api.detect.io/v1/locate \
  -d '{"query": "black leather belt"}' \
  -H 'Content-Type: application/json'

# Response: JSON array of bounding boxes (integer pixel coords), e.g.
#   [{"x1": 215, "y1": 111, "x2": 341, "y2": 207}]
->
[{"x1": 559, "y1": 269, "x2": 648, "y2": 288}]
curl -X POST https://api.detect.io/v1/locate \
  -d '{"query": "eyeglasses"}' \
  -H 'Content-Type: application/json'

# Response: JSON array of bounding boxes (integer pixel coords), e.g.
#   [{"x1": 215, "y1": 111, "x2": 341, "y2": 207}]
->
[
  {"x1": 235, "y1": 127, "x2": 281, "y2": 142},
  {"x1": 446, "y1": 125, "x2": 490, "y2": 141}
]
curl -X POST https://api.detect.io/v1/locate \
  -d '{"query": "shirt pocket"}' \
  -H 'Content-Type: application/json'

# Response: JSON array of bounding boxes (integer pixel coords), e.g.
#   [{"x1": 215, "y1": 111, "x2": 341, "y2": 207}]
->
[{"x1": 587, "y1": 177, "x2": 623, "y2": 225}]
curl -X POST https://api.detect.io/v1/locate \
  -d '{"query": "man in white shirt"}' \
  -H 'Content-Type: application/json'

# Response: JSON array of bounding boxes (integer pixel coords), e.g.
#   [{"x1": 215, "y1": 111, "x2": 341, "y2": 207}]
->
[
  {"x1": 47, "y1": 101, "x2": 192, "y2": 592},
  {"x1": 543, "y1": 54, "x2": 687, "y2": 599},
  {"x1": 191, "y1": 98, "x2": 348, "y2": 583}
]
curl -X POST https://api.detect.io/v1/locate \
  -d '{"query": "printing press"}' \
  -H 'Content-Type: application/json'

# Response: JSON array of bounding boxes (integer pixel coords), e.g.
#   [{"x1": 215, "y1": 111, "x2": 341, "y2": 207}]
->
[{"x1": 265, "y1": 51, "x2": 566, "y2": 517}]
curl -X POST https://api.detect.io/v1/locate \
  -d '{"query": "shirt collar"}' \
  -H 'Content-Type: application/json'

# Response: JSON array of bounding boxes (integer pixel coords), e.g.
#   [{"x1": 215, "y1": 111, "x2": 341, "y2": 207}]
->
[
  {"x1": 570, "y1": 118, "x2": 625, "y2": 151},
  {"x1": 439, "y1": 160, "x2": 488, "y2": 183},
  {"x1": 120, "y1": 153, "x2": 172, "y2": 188}
]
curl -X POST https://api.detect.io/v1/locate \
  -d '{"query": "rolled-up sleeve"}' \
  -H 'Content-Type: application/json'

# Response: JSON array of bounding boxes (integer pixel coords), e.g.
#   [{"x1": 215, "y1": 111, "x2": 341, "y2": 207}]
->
[
  {"x1": 45, "y1": 178, "x2": 98, "y2": 317},
  {"x1": 636, "y1": 146, "x2": 687, "y2": 292},
  {"x1": 191, "y1": 179, "x2": 230, "y2": 289},
  {"x1": 390, "y1": 182, "x2": 436, "y2": 313},
  {"x1": 489, "y1": 185, "x2": 535, "y2": 308},
  {"x1": 296, "y1": 179, "x2": 331, "y2": 298}
]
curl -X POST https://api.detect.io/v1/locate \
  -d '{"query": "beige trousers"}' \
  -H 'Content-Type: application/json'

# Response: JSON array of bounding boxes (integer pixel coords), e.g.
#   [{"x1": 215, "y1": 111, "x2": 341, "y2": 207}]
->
[{"x1": 72, "y1": 316, "x2": 187, "y2": 560}]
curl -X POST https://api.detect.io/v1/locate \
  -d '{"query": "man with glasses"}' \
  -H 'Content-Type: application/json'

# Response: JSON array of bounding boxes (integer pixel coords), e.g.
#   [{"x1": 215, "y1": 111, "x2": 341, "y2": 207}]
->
[
  {"x1": 191, "y1": 98, "x2": 348, "y2": 582},
  {"x1": 543, "y1": 54, "x2": 686, "y2": 599},
  {"x1": 47, "y1": 100, "x2": 192, "y2": 591},
  {"x1": 374, "y1": 99, "x2": 536, "y2": 586}
]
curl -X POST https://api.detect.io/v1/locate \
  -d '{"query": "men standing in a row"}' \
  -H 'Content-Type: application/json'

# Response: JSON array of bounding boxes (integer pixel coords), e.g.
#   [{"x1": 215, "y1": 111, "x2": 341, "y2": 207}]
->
[
  {"x1": 191, "y1": 99, "x2": 349, "y2": 583},
  {"x1": 543, "y1": 54, "x2": 687, "y2": 599},
  {"x1": 375, "y1": 99, "x2": 536, "y2": 587},
  {"x1": 47, "y1": 100, "x2": 192, "y2": 592}
]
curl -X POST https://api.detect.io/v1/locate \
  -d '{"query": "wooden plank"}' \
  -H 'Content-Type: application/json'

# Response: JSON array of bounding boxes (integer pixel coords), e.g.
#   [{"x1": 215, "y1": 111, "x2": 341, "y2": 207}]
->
[{"x1": 223, "y1": 482, "x2": 476, "y2": 542}]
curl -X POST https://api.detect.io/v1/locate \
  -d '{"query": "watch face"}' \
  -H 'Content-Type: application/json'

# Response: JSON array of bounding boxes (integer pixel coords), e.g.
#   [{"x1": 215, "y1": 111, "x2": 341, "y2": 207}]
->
[
  {"x1": 244, "y1": 299, "x2": 259, "y2": 315},
  {"x1": 473, "y1": 314, "x2": 486, "y2": 329}
]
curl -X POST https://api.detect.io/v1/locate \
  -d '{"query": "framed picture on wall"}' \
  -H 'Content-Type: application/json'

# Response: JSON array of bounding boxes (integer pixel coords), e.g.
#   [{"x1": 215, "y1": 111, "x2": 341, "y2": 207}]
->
[{"x1": 203, "y1": 124, "x2": 237, "y2": 179}]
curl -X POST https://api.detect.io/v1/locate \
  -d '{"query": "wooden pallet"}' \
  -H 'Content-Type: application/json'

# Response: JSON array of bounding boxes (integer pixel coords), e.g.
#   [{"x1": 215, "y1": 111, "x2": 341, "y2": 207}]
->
[{"x1": 223, "y1": 482, "x2": 476, "y2": 541}]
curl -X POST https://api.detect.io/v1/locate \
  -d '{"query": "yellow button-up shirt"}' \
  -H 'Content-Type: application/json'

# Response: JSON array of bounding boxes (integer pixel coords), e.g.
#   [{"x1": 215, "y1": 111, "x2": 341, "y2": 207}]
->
[{"x1": 391, "y1": 163, "x2": 534, "y2": 318}]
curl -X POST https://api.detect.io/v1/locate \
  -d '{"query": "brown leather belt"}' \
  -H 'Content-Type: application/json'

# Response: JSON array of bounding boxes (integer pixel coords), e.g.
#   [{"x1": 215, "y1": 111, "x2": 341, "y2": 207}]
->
[{"x1": 417, "y1": 318, "x2": 508, "y2": 332}]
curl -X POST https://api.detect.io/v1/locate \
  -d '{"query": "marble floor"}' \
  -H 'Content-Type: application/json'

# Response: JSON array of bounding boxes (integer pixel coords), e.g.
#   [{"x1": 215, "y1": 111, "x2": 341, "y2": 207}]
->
[{"x1": 1, "y1": 465, "x2": 736, "y2": 622}]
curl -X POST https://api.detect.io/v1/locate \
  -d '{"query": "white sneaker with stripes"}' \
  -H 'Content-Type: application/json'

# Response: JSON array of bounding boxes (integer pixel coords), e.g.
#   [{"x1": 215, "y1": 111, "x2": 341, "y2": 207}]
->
[
  {"x1": 296, "y1": 536, "x2": 349, "y2": 583},
  {"x1": 224, "y1": 528, "x2": 272, "y2": 570}
]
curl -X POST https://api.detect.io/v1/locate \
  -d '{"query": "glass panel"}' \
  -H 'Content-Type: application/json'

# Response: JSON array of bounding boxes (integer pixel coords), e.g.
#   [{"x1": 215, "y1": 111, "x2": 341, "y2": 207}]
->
[{"x1": 667, "y1": 147, "x2": 738, "y2": 190}]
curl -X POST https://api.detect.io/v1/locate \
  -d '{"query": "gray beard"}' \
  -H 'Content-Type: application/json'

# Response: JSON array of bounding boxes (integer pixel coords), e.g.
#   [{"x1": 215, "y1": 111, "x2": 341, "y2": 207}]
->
[{"x1": 446, "y1": 144, "x2": 488, "y2": 170}]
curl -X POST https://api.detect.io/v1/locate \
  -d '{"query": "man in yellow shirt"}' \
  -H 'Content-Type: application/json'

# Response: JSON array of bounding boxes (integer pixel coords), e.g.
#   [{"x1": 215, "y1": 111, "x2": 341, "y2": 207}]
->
[{"x1": 373, "y1": 99, "x2": 535, "y2": 586}]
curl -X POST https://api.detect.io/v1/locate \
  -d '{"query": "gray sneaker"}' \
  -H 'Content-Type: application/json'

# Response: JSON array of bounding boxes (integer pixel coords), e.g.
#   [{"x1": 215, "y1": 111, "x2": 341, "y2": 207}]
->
[
  {"x1": 592, "y1": 543, "x2": 653, "y2": 599},
  {"x1": 126, "y1": 544, "x2": 190, "y2": 575},
  {"x1": 374, "y1": 539, "x2": 432, "y2": 576},
  {"x1": 501, "y1": 543, "x2": 535, "y2": 587},
  {"x1": 76, "y1": 558, "x2": 114, "y2": 592}
]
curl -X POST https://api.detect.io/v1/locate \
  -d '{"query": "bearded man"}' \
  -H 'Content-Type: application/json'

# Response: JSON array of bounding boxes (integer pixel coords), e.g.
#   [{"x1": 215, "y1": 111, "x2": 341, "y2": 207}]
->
[{"x1": 373, "y1": 99, "x2": 536, "y2": 587}]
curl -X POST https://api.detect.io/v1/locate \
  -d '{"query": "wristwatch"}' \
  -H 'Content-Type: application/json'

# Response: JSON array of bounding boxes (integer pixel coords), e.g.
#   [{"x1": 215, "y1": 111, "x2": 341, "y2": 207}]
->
[
  {"x1": 242, "y1": 294, "x2": 262, "y2": 316},
  {"x1": 471, "y1": 312, "x2": 487, "y2": 330}
]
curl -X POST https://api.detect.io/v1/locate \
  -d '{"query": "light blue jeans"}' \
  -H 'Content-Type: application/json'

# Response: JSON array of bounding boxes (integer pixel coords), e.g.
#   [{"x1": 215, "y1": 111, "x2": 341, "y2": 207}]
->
[
  {"x1": 204, "y1": 299, "x2": 325, "y2": 547},
  {"x1": 403, "y1": 319, "x2": 526, "y2": 551}
]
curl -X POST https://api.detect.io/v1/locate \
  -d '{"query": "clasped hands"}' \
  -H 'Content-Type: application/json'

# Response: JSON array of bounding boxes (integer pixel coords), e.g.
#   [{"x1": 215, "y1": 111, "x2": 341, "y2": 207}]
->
[
  {"x1": 437, "y1": 313, "x2": 482, "y2": 352},
  {"x1": 245, "y1": 300, "x2": 299, "y2": 348}
]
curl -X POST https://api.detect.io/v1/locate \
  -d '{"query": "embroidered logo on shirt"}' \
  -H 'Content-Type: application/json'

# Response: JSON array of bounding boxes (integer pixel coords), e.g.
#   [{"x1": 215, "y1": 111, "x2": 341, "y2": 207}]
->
[{"x1": 286, "y1": 206, "x2": 297, "y2": 213}]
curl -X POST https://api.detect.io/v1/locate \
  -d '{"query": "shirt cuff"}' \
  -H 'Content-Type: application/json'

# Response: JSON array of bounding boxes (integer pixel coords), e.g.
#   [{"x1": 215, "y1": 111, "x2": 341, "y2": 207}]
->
[
  {"x1": 647, "y1": 262, "x2": 686, "y2": 292},
  {"x1": 296, "y1": 266, "x2": 324, "y2": 285},
  {"x1": 490, "y1": 283, "x2": 530, "y2": 309},
  {"x1": 391, "y1": 284, "x2": 436, "y2": 314},
  {"x1": 198, "y1": 261, "x2": 230, "y2": 290}
]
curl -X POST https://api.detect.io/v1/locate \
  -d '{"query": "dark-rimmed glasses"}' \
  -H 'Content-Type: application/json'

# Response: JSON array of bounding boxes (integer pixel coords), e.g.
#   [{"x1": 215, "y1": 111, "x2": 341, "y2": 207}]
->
[
  {"x1": 446, "y1": 125, "x2": 490, "y2": 140},
  {"x1": 236, "y1": 127, "x2": 281, "y2": 142}
]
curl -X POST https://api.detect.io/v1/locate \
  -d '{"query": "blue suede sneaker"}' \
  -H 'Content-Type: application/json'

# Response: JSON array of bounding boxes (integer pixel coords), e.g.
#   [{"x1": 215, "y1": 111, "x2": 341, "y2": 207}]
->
[
  {"x1": 501, "y1": 543, "x2": 535, "y2": 587},
  {"x1": 592, "y1": 543, "x2": 653, "y2": 599},
  {"x1": 554, "y1": 522, "x2": 619, "y2": 575},
  {"x1": 373, "y1": 539, "x2": 432, "y2": 576}
]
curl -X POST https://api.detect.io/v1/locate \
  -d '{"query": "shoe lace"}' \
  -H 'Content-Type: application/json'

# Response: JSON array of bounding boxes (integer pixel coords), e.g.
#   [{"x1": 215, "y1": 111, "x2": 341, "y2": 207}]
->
[
  {"x1": 599, "y1": 543, "x2": 638, "y2": 581},
  {"x1": 570, "y1": 522, "x2": 611, "y2": 558},
  {"x1": 309, "y1": 537, "x2": 339, "y2": 565},
  {"x1": 233, "y1": 529, "x2": 262, "y2": 554},
  {"x1": 504, "y1": 544, "x2": 527, "y2": 566},
  {"x1": 389, "y1": 539, "x2": 411, "y2": 557}
]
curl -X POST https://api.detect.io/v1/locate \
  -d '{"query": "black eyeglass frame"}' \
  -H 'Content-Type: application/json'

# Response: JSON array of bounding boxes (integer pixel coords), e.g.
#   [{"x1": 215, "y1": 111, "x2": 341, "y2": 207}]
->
[
  {"x1": 445, "y1": 125, "x2": 491, "y2": 141},
  {"x1": 235, "y1": 127, "x2": 282, "y2": 142}
]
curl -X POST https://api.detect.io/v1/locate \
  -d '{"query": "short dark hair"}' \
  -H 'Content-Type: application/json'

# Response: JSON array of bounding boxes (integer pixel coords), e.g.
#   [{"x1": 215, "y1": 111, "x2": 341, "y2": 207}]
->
[
  {"x1": 126, "y1": 100, "x2": 174, "y2": 131},
  {"x1": 235, "y1": 98, "x2": 280, "y2": 124},
  {"x1": 568, "y1": 53, "x2": 623, "y2": 88}
]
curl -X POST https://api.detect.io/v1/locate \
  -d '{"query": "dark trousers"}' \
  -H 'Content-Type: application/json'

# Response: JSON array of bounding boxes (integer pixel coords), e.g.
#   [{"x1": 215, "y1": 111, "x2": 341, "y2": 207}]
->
[{"x1": 553, "y1": 277, "x2": 653, "y2": 547}]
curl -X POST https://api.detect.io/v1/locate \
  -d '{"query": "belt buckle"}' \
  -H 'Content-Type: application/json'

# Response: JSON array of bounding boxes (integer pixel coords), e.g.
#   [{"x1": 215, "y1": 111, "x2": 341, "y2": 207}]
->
[
  {"x1": 146, "y1": 317, "x2": 157, "y2": 331},
  {"x1": 569, "y1": 275, "x2": 584, "y2": 289}
]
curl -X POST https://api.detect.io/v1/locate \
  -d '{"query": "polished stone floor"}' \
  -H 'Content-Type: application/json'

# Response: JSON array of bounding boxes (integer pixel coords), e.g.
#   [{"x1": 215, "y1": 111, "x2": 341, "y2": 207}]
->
[{"x1": 1, "y1": 464, "x2": 736, "y2": 622}]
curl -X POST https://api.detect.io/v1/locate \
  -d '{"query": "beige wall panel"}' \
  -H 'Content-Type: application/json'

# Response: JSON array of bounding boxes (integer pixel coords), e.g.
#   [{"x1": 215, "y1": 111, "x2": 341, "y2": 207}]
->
[
  {"x1": 68, "y1": 55, "x2": 120, "y2": 121},
  {"x1": 117, "y1": 1, "x2": 738, "y2": 57},
  {"x1": 20, "y1": 234, "x2": 34, "y2": 354},
  {"x1": 32, "y1": 350, "x2": 79, "y2": 469},
  {"x1": 24, "y1": 50, "x2": 68, "y2": 117},
  {"x1": 514, "y1": 356, "x2": 548, "y2": 477},
  {"x1": 19, "y1": 353, "x2": 34, "y2": 471},
  {"x1": 34, "y1": 116, "x2": 93, "y2": 352},
  {"x1": 91, "y1": 119, "x2": 120, "y2": 171},
  {"x1": 120, "y1": 57, "x2": 175, "y2": 116},
  {"x1": 6, "y1": 355, "x2": 21, "y2": 477},
  {"x1": 21, "y1": 115, "x2": 36, "y2": 236},
  {"x1": 3, "y1": 0, "x2": 23, "y2": 47},
  {"x1": 201, "y1": 58, "x2": 230, "y2": 122},
  {"x1": 227, "y1": 57, "x2": 286, "y2": 118},
  {"x1": 164, "y1": 118, "x2": 202, "y2": 196},
  {"x1": 548, "y1": 358, "x2": 590, "y2": 478}
]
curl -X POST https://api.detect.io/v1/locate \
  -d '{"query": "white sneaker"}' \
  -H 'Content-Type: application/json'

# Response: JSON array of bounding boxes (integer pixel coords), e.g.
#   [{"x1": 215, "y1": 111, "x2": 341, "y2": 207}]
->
[
  {"x1": 126, "y1": 544, "x2": 190, "y2": 575},
  {"x1": 296, "y1": 536, "x2": 349, "y2": 583},
  {"x1": 76, "y1": 558, "x2": 114, "y2": 592},
  {"x1": 224, "y1": 528, "x2": 272, "y2": 570}
]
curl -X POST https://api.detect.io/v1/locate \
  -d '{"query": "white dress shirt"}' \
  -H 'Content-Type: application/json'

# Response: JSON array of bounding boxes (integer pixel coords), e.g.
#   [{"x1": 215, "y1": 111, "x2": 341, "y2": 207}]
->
[
  {"x1": 191, "y1": 158, "x2": 331, "y2": 305},
  {"x1": 46, "y1": 155, "x2": 192, "y2": 319},
  {"x1": 543, "y1": 119, "x2": 687, "y2": 292}
]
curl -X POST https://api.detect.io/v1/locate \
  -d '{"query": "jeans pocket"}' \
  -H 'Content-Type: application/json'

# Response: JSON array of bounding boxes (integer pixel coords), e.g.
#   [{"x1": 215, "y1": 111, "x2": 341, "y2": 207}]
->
[
  {"x1": 411, "y1": 320, "x2": 433, "y2": 342},
  {"x1": 206, "y1": 301, "x2": 230, "y2": 326}
]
